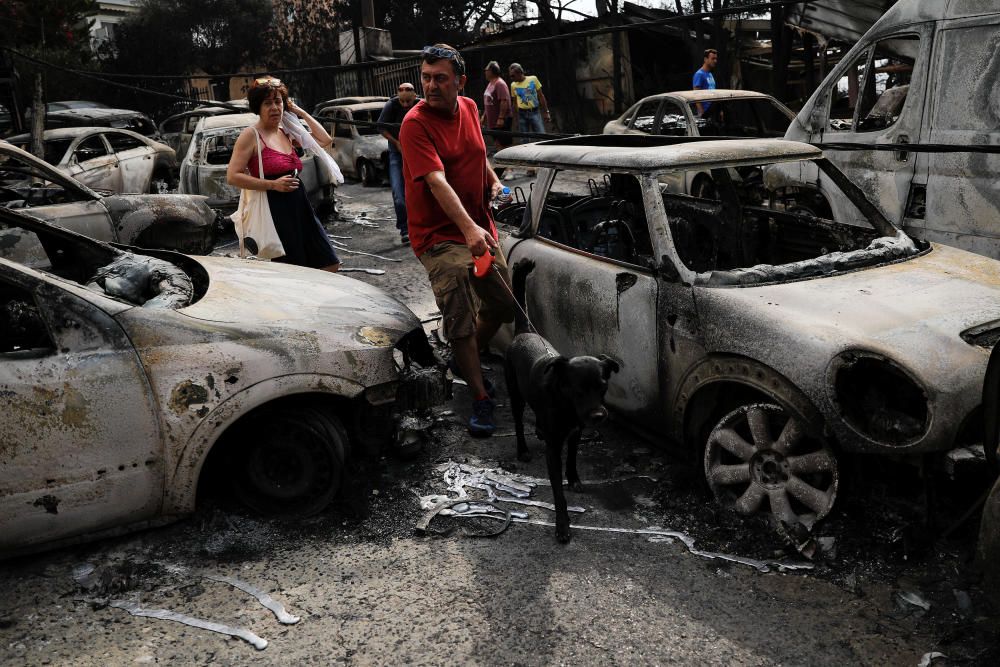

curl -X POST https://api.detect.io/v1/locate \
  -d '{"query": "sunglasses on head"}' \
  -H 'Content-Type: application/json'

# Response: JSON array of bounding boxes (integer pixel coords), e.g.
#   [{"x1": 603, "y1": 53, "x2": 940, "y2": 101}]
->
[
  {"x1": 252, "y1": 77, "x2": 283, "y2": 89},
  {"x1": 421, "y1": 45, "x2": 465, "y2": 74},
  {"x1": 398, "y1": 86, "x2": 414, "y2": 92}
]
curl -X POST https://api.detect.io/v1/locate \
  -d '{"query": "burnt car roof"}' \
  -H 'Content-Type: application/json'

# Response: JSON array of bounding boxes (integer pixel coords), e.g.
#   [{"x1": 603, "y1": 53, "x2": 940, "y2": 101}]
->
[
  {"x1": 7, "y1": 127, "x2": 152, "y2": 143},
  {"x1": 494, "y1": 136, "x2": 822, "y2": 173},
  {"x1": 653, "y1": 89, "x2": 780, "y2": 103},
  {"x1": 46, "y1": 108, "x2": 153, "y2": 121}
]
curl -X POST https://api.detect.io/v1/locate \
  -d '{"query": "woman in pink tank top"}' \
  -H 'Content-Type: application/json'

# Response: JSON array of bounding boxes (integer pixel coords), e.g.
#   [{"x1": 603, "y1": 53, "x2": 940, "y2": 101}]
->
[{"x1": 225, "y1": 77, "x2": 340, "y2": 271}]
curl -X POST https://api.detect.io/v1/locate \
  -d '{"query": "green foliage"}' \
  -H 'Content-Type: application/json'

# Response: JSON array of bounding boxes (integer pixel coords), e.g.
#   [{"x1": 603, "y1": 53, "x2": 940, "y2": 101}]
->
[
  {"x1": 106, "y1": 0, "x2": 274, "y2": 76},
  {"x1": 0, "y1": 0, "x2": 98, "y2": 54}
]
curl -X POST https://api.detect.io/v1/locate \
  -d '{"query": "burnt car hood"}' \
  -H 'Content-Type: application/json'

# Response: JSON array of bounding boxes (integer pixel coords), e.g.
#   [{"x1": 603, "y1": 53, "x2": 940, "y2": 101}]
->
[
  {"x1": 695, "y1": 243, "x2": 1000, "y2": 398},
  {"x1": 177, "y1": 255, "x2": 420, "y2": 334},
  {"x1": 102, "y1": 193, "x2": 212, "y2": 221}
]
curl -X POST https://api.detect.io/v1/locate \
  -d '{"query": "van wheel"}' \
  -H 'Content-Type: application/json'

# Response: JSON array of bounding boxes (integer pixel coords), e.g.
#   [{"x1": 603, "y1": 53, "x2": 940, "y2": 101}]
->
[
  {"x1": 358, "y1": 159, "x2": 378, "y2": 187},
  {"x1": 230, "y1": 406, "x2": 348, "y2": 517},
  {"x1": 704, "y1": 402, "x2": 838, "y2": 528}
]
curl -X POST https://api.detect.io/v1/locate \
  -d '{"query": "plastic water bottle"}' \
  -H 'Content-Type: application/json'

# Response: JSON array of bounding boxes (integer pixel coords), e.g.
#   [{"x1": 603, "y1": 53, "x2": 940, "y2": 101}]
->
[{"x1": 492, "y1": 186, "x2": 512, "y2": 210}]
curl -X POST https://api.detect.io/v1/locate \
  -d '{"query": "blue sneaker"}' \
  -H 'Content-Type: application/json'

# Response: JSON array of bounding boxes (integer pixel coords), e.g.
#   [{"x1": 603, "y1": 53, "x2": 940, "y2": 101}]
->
[
  {"x1": 468, "y1": 397, "x2": 497, "y2": 437},
  {"x1": 448, "y1": 357, "x2": 495, "y2": 398}
]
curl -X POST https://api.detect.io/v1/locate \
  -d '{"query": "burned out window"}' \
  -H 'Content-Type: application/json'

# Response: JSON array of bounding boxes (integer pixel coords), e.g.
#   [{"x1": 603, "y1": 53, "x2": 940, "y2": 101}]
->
[
  {"x1": 629, "y1": 100, "x2": 661, "y2": 134},
  {"x1": 354, "y1": 109, "x2": 382, "y2": 136},
  {"x1": 828, "y1": 51, "x2": 869, "y2": 131},
  {"x1": 334, "y1": 111, "x2": 353, "y2": 139},
  {"x1": 161, "y1": 117, "x2": 185, "y2": 134},
  {"x1": 656, "y1": 100, "x2": 689, "y2": 137},
  {"x1": 201, "y1": 130, "x2": 240, "y2": 165},
  {"x1": 537, "y1": 169, "x2": 655, "y2": 269},
  {"x1": 105, "y1": 132, "x2": 145, "y2": 153},
  {"x1": 931, "y1": 25, "x2": 1000, "y2": 132},
  {"x1": 855, "y1": 35, "x2": 919, "y2": 132},
  {"x1": 74, "y1": 136, "x2": 109, "y2": 162},
  {"x1": 694, "y1": 99, "x2": 791, "y2": 138},
  {"x1": 0, "y1": 281, "x2": 53, "y2": 355}
]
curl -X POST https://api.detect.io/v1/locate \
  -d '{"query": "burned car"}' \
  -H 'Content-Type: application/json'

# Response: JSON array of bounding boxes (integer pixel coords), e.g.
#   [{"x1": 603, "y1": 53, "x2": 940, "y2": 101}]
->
[
  {"x1": 44, "y1": 107, "x2": 161, "y2": 140},
  {"x1": 158, "y1": 100, "x2": 247, "y2": 159},
  {"x1": 179, "y1": 113, "x2": 335, "y2": 212},
  {"x1": 0, "y1": 140, "x2": 215, "y2": 255},
  {"x1": 496, "y1": 134, "x2": 1000, "y2": 529},
  {"x1": 7, "y1": 127, "x2": 177, "y2": 194},
  {"x1": 0, "y1": 207, "x2": 445, "y2": 556},
  {"x1": 604, "y1": 90, "x2": 793, "y2": 198},
  {"x1": 317, "y1": 101, "x2": 389, "y2": 186}
]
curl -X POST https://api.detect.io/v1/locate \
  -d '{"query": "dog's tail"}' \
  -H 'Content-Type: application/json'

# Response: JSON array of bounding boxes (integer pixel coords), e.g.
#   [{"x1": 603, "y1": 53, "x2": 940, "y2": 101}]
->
[{"x1": 511, "y1": 258, "x2": 535, "y2": 335}]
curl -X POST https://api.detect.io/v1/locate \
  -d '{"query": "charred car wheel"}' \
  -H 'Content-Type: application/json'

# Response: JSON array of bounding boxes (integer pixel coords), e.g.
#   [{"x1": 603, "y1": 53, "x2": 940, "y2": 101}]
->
[
  {"x1": 705, "y1": 403, "x2": 838, "y2": 528},
  {"x1": 358, "y1": 159, "x2": 378, "y2": 187},
  {"x1": 230, "y1": 406, "x2": 348, "y2": 517}
]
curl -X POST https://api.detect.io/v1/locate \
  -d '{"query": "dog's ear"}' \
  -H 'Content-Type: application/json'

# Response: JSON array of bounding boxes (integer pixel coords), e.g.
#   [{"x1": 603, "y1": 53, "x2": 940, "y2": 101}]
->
[{"x1": 598, "y1": 355, "x2": 620, "y2": 379}]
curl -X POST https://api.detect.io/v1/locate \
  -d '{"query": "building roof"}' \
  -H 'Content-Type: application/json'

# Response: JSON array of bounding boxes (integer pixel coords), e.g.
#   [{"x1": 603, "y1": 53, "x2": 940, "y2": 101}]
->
[{"x1": 494, "y1": 136, "x2": 822, "y2": 173}]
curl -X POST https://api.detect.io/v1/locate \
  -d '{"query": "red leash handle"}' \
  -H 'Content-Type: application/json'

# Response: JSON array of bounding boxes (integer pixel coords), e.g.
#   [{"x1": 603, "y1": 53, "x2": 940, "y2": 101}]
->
[{"x1": 472, "y1": 250, "x2": 495, "y2": 279}]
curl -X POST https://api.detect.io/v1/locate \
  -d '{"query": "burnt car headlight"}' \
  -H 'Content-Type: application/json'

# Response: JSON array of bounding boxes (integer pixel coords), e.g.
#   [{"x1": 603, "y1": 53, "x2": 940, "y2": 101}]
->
[{"x1": 831, "y1": 352, "x2": 929, "y2": 445}]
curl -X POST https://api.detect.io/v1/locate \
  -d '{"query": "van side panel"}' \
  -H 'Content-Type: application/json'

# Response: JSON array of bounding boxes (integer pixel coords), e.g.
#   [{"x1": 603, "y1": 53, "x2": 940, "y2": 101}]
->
[{"x1": 919, "y1": 16, "x2": 1000, "y2": 258}]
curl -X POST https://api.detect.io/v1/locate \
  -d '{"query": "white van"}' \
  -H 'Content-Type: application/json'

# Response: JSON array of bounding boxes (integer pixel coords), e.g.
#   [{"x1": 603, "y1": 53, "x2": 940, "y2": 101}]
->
[{"x1": 766, "y1": 0, "x2": 1000, "y2": 258}]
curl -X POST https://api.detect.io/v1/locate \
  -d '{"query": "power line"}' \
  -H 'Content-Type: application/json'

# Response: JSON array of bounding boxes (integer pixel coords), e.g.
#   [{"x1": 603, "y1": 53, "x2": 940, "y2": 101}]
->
[{"x1": 2, "y1": 0, "x2": 810, "y2": 81}]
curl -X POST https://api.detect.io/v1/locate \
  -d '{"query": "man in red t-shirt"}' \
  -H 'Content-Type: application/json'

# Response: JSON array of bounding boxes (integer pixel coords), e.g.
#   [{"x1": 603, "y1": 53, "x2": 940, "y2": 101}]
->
[{"x1": 400, "y1": 43, "x2": 514, "y2": 437}]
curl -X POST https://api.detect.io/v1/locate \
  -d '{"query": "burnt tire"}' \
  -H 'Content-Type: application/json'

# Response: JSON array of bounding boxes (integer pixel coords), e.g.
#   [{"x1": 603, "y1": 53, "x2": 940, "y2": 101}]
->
[
  {"x1": 704, "y1": 402, "x2": 838, "y2": 528},
  {"x1": 358, "y1": 159, "x2": 378, "y2": 187},
  {"x1": 229, "y1": 406, "x2": 348, "y2": 517}
]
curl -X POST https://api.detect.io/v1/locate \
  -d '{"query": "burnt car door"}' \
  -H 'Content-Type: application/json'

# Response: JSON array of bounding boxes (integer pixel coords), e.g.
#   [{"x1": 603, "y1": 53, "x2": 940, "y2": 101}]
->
[
  {"x1": 812, "y1": 29, "x2": 931, "y2": 225},
  {"x1": 67, "y1": 133, "x2": 123, "y2": 193},
  {"x1": 0, "y1": 260, "x2": 163, "y2": 553},
  {"x1": 504, "y1": 169, "x2": 662, "y2": 426},
  {"x1": 104, "y1": 131, "x2": 155, "y2": 193}
]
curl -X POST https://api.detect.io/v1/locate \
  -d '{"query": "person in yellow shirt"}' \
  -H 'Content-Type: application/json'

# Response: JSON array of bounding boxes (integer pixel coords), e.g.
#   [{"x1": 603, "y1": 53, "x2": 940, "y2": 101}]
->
[{"x1": 509, "y1": 63, "x2": 551, "y2": 138}]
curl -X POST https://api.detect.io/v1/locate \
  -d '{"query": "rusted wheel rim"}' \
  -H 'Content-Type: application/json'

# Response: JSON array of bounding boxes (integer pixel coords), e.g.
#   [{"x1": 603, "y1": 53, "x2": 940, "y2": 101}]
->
[{"x1": 704, "y1": 403, "x2": 838, "y2": 528}]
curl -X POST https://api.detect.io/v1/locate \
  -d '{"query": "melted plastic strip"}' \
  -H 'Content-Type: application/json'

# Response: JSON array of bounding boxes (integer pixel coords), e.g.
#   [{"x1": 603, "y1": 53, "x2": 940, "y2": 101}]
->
[
  {"x1": 109, "y1": 600, "x2": 268, "y2": 650},
  {"x1": 201, "y1": 573, "x2": 301, "y2": 625},
  {"x1": 512, "y1": 518, "x2": 814, "y2": 574}
]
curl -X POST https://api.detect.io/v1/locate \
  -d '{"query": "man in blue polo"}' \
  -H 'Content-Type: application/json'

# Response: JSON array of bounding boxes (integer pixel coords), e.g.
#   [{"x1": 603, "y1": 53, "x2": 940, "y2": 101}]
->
[{"x1": 693, "y1": 48, "x2": 718, "y2": 117}]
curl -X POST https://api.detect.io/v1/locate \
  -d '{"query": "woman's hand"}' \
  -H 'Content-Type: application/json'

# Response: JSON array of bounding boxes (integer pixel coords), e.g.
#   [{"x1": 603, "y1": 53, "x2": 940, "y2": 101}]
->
[
  {"x1": 270, "y1": 175, "x2": 299, "y2": 192},
  {"x1": 287, "y1": 98, "x2": 305, "y2": 118}
]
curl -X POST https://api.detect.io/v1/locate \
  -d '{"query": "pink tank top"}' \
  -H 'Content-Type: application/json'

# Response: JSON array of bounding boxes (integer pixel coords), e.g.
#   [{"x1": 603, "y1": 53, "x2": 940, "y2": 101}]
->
[{"x1": 248, "y1": 129, "x2": 303, "y2": 177}]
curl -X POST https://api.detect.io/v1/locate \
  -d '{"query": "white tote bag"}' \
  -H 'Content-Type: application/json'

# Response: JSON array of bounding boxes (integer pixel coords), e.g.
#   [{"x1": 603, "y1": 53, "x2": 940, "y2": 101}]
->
[{"x1": 233, "y1": 129, "x2": 286, "y2": 260}]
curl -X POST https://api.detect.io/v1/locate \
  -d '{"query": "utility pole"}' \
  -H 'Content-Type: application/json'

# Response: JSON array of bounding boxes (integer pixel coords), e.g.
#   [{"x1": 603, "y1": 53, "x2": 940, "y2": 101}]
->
[{"x1": 30, "y1": 17, "x2": 45, "y2": 159}]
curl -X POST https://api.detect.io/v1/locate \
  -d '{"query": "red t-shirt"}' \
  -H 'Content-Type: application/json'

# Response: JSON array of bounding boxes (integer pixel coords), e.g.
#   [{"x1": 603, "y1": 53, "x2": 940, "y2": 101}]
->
[{"x1": 399, "y1": 96, "x2": 496, "y2": 257}]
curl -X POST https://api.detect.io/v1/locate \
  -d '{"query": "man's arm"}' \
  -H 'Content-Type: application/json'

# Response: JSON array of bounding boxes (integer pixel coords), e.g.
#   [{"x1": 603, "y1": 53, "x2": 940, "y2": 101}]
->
[
  {"x1": 424, "y1": 170, "x2": 497, "y2": 256},
  {"x1": 538, "y1": 90, "x2": 551, "y2": 122},
  {"x1": 381, "y1": 130, "x2": 401, "y2": 151}
]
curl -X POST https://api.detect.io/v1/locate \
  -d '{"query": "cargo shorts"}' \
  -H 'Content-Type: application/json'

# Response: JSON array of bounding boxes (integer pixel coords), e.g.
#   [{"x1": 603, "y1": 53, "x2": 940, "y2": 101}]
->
[{"x1": 418, "y1": 241, "x2": 516, "y2": 341}]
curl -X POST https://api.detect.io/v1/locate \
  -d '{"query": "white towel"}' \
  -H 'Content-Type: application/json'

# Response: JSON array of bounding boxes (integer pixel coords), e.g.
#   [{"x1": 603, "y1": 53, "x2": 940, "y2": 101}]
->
[{"x1": 281, "y1": 110, "x2": 344, "y2": 186}]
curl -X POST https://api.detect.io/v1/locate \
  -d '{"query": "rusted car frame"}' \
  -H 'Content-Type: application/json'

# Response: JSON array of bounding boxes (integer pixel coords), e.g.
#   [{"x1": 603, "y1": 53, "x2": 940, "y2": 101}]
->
[
  {"x1": 0, "y1": 140, "x2": 215, "y2": 256},
  {"x1": 0, "y1": 207, "x2": 444, "y2": 556},
  {"x1": 316, "y1": 102, "x2": 389, "y2": 186},
  {"x1": 496, "y1": 134, "x2": 1000, "y2": 529}
]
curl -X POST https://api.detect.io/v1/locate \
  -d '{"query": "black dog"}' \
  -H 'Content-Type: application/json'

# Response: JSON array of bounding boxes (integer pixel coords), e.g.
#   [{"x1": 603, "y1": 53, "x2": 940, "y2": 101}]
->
[{"x1": 504, "y1": 259, "x2": 619, "y2": 543}]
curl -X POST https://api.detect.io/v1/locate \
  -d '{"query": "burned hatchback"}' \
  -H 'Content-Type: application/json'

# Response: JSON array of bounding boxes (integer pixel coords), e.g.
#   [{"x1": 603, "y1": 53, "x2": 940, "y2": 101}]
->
[
  {"x1": 0, "y1": 208, "x2": 446, "y2": 556},
  {"x1": 496, "y1": 135, "x2": 1000, "y2": 529}
]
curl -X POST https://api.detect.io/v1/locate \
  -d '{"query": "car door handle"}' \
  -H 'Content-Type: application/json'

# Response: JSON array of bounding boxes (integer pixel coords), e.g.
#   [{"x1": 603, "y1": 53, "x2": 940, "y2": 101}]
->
[{"x1": 895, "y1": 134, "x2": 910, "y2": 163}]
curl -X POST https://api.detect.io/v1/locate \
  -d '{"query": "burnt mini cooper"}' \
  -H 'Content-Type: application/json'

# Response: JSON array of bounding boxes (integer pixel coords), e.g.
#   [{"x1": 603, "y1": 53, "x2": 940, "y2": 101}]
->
[
  {"x1": 0, "y1": 208, "x2": 445, "y2": 556},
  {"x1": 495, "y1": 134, "x2": 1000, "y2": 529}
]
